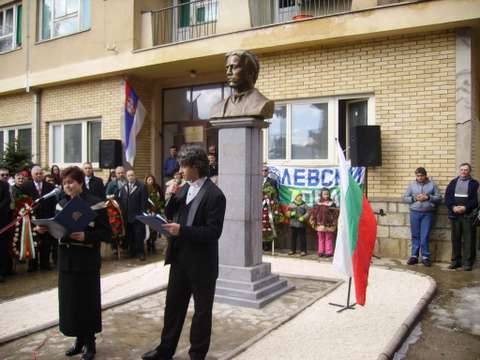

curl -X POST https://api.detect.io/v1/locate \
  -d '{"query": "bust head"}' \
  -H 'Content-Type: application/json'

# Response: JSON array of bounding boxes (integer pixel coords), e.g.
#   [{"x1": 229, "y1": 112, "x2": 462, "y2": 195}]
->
[{"x1": 225, "y1": 50, "x2": 259, "y2": 93}]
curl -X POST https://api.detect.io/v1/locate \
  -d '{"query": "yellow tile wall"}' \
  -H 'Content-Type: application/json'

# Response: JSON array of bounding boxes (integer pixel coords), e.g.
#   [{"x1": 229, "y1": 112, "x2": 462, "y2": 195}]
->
[
  {"x1": 40, "y1": 76, "x2": 153, "y2": 180},
  {"x1": 256, "y1": 30, "x2": 458, "y2": 198},
  {"x1": 0, "y1": 92, "x2": 34, "y2": 127}
]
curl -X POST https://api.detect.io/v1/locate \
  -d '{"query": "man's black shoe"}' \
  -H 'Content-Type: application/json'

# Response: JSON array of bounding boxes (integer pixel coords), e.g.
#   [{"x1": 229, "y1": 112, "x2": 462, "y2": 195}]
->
[
  {"x1": 80, "y1": 352, "x2": 95, "y2": 360},
  {"x1": 0, "y1": 275, "x2": 5, "y2": 283},
  {"x1": 142, "y1": 349, "x2": 170, "y2": 360},
  {"x1": 407, "y1": 256, "x2": 418, "y2": 265},
  {"x1": 422, "y1": 258, "x2": 431, "y2": 267},
  {"x1": 447, "y1": 263, "x2": 461, "y2": 270},
  {"x1": 80, "y1": 338, "x2": 96, "y2": 360},
  {"x1": 464, "y1": 265, "x2": 473, "y2": 271},
  {"x1": 65, "y1": 338, "x2": 84, "y2": 356}
]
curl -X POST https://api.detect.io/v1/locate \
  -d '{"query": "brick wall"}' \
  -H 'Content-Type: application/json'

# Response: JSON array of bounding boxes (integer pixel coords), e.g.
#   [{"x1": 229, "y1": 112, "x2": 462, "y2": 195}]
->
[
  {"x1": 371, "y1": 199, "x2": 452, "y2": 262},
  {"x1": 40, "y1": 76, "x2": 153, "y2": 180},
  {"x1": 256, "y1": 30, "x2": 457, "y2": 198},
  {"x1": 0, "y1": 93, "x2": 34, "y2": 127}
]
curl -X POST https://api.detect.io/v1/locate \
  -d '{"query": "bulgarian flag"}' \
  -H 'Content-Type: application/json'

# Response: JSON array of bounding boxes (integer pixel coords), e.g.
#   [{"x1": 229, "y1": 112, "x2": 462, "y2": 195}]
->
[{"x1": 333, "y1": 141, "x2": 377, "y2": 306}]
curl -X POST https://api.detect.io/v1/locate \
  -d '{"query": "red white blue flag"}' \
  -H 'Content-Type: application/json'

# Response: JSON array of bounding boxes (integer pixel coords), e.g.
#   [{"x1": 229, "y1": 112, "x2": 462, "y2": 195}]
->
[{"x1": 124, "y1": 82, "x2": 146, "y2": 165}]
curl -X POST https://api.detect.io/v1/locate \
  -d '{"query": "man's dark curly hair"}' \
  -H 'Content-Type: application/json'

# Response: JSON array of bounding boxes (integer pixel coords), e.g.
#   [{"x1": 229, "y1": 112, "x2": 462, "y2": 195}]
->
[{"x1": 178, "y1": 145, "x2": 209, "y2": 178}]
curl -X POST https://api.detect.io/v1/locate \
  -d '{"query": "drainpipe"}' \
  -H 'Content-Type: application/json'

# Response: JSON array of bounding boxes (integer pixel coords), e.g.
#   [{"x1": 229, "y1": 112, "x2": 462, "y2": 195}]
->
[
  {"x1": 25, "y1": 0, "x2": 31, "y2": 92},
  {"x1": 33, "y1": 90, "x2": 41, "y2": 165}
]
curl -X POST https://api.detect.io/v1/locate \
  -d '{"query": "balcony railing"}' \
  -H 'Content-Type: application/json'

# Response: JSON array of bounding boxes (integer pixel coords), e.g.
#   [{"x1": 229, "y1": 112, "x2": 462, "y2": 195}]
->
[
  {"x1": 250, "y1": 0, "x2": 353, "y2": 27},
  {"x1": 144, "y1": 0, "x2": 218, "y2": 47}
]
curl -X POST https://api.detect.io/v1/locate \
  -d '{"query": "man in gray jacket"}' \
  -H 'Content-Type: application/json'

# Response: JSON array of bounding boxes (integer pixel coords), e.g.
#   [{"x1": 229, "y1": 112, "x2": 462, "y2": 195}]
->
[{"x1": 403, "y1": 167, "x2": 442, "y2": 267}]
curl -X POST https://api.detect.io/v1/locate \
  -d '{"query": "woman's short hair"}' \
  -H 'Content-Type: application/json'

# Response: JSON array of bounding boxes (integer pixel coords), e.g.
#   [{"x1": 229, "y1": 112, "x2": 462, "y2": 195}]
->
[
  {"x1": 61, "y1": 166, "x2": 85, "y2": 185},
  {"x1": 178, "y1": 145, "x2": 209, "y2": 178}
]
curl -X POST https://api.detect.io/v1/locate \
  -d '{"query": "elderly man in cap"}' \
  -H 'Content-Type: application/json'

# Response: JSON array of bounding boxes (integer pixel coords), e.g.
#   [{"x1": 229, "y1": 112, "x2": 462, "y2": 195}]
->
[{"x1": 403, "y1": 167, "x2": 442, "y2": 267}]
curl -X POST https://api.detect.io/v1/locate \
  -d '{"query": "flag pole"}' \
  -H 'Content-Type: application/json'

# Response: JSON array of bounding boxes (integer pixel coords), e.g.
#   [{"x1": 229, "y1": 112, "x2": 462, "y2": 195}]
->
[{"x1": 328, "y1": 277, "x2": 356, "y2": 313}]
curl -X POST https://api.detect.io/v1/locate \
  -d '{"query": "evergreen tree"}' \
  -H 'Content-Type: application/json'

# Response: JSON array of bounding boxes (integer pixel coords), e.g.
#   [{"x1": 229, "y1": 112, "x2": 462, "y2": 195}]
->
[{"x1": 0, "y1": 140, "x2": 33, "y2": 174}]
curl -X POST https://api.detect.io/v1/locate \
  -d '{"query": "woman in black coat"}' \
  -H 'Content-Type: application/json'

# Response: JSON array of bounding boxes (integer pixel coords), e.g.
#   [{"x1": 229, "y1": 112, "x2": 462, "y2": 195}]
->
[{"x1": 35, "y1": 166, "x2": 110, "y2": 360}]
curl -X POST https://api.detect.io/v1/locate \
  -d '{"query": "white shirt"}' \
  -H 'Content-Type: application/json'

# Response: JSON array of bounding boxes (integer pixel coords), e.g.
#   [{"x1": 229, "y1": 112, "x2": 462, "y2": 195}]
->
[
  {"x1": 35, "y1": 181, "x2": 42, "y2": 193},
  {"x1": 186, "y1": 177, "x2": 207, "y2": 205},
  {"x1": 85, "y1": 176, "x2": 91, "y2": 189}
]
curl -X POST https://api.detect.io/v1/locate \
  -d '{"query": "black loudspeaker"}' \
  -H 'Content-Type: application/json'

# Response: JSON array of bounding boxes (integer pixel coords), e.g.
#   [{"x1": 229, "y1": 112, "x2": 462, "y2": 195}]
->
[
  {"x1": 350, "y1": 126, "x2": 382, "y2": 167},
  {"x1": 99, "y1": 140, "x2": 123, "y2": 169}
]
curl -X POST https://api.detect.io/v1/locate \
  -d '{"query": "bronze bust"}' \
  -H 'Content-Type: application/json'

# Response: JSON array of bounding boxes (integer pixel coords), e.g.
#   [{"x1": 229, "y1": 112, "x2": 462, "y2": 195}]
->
[{"x1": 210, "y1": 50, "x2": 274, "y2": 119}]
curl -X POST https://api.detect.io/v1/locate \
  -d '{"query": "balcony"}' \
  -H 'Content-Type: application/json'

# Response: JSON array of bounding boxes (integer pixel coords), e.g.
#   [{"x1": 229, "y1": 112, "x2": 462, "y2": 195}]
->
[
  {"x1": 138, "y1": 0, "x2": 431, "y2": 50},
  {"x1": 141, "y1": 0, "x2": 219, "y2": 48},
  {"x1": 250, "y1": 0, "x2": 353, "y2": 26}
]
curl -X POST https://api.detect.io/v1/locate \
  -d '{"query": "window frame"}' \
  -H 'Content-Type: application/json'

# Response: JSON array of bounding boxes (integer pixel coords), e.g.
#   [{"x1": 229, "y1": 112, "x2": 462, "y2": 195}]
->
[
  {"x1": 0, "y1": 3, "x2": 21, "y2": 54},
  {"x1": 48, "y1": 118, "x2": 101, "y2": 168},
  {"x1": 0, "y1": 124, "x2": 32, "y2": 155},
  {"x1": 264, "y1": 94, "x2": 375, "y2": 166},
  {"x1": 39, "y1": 0, "x2": 90, "y2": 41}
]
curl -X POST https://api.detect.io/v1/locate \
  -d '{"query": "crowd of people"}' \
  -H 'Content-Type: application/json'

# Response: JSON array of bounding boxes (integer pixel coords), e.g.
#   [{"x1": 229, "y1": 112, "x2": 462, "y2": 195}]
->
[
  {"x1": 261, "y1": 163, "x2": 479, "y2": 271},
  {"x1": 0, "y1": 145, "x2": 221, "y2": 284}
]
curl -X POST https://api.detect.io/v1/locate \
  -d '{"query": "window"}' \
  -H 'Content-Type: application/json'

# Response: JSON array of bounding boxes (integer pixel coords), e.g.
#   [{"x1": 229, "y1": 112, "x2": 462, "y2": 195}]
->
[
  {"x1": 0, "y1": 3, "x2": 22, "y2": 53},
  {"x1": 40, "y1": 0, "x2": 91, "y2": 41},
  {"x1": 265, "y1": 96, "x2": 374, "y2": 164},
  {"x1": 163, "y1": 84, "x2": 229, "y2": 122},
  {"x1": 49, "y1": 119, "x2": 101, "y2": 165},
  {"x1": 0, "y1": 126, "x2": 32, "y2": 156},
  {"x1": 177, "y1": 0, "x2": 218, "y2": 28}
]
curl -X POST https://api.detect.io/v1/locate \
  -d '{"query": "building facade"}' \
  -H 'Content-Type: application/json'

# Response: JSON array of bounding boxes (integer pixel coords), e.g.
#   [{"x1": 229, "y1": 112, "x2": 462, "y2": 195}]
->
[{"x1": 0, "y1": 0, "x2": 479, "y2": 260}]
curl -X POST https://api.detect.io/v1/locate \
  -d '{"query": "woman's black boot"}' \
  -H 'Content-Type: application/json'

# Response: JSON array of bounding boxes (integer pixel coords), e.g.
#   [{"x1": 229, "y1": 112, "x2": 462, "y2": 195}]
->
[
  {"x1": 80, "y1": 335, "x2": 96, "y2": 360},
  {"x1": 65, "y1": 337, "x2": 84, "y2": 356}
]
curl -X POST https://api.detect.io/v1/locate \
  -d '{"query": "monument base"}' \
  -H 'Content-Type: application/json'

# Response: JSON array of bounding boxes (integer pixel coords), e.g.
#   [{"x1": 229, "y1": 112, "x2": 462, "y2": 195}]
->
[{"x1": 215, "y1": 263, "x2": 295, "y2": 309}]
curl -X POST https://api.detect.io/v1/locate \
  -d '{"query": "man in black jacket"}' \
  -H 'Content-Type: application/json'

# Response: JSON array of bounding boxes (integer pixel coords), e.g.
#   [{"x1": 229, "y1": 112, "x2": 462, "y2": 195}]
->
[
  {"x1": 22, "y1": 165, "x2": 57, "y2": 271},
  {"x1": 142, "y1": 145, "x2": 226, "y2": 360},
  {"x1": 83, "y1": 162, "x2": 106, "y2": 200},
  {"x1": 445, "y1": 162, "x2": 479, "y2": 271},
  {"x1": 118, "y1": 169, "x2": 148, "y2": 260}
]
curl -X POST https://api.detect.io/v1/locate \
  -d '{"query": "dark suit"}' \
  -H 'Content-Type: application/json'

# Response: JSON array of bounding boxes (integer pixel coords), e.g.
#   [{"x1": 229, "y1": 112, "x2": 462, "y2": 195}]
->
[
  {"x1": 83, "y1": 175, "x2": 105, "y2": 200},
  {"x1": 0, "y1": 181, "x2": 11, "y2": 276},
  {"x1": 118, "y1": 180, "x2": 148, "y2": 257},
  {"x1": 445, "y1": 177, "x2": 479, "y2": 266},
  {"x1": 22, "y1": 180, "x2": 57, "y2": 269},
  {"x1": 157, "y1": 178, "x2": 226, "y2": 360},
  {"x1": 57, "y1": 192, "x2": 111, "y2": 338}
]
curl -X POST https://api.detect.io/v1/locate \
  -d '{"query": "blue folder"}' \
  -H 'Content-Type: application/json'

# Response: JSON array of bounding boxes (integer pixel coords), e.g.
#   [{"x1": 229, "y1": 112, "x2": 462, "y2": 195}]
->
[
  {"x1": 136, "y1": 213, "x2": 170, "y2": 236},
  {"x1": 32, "y1": 197, "x2": 97, "y2": 239}
]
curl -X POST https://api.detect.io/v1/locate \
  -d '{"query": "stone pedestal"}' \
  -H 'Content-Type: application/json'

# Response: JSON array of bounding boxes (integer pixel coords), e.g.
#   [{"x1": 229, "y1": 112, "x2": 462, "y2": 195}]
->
[{"x1": 210, "y1": 117, "x2": 294, "y2": 308}]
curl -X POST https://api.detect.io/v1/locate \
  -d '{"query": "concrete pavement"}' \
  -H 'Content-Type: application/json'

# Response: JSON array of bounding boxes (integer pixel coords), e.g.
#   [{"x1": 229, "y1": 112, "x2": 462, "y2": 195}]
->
[{"x1": 0, "y1": 255, "x2": 435, "y2": 360}]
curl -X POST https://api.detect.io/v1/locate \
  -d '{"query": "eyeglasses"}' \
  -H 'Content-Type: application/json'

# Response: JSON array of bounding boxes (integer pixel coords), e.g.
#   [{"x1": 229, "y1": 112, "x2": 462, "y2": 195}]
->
[{"x1": 0, "y1": 174, "x2": 9, "y2": 177}]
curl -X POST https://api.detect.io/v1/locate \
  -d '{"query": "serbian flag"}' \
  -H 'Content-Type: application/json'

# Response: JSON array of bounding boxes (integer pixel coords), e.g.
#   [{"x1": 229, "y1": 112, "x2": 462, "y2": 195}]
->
[
  {"x1": 332, "y1": 141, "x2": 377, "y2": 306},
  {"x1": 124, "y1": 82, "x2": 146, "y2": 165}
]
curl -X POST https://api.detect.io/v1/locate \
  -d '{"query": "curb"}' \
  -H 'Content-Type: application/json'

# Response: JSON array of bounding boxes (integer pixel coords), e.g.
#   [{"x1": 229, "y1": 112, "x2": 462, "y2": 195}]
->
[
  {"x1": 376, "y1": 271, "x2": 437, "y2": 360},
  {"x1": 0, "y1": 284, "x2": 167, "y2": 345}
]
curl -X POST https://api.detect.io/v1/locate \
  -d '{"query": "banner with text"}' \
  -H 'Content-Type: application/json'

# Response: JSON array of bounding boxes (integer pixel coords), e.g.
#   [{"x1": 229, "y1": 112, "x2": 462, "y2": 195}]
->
[{"x1": 267, "y1": 165, "x2": 365, "y2": 207}]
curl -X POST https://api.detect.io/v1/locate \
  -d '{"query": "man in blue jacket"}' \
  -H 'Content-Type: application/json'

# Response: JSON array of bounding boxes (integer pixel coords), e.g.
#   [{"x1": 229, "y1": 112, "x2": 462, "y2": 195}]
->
[
  {"x1": 164, "y1": 146, "x2": 180, "y2": 181},
  {"x1": 403, "y1": 167, "x2": 442, "y2": 267},
  {"x1": 445, "y1": 163, "x2": 479, "y2": 271}
]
